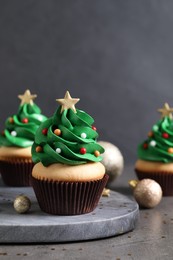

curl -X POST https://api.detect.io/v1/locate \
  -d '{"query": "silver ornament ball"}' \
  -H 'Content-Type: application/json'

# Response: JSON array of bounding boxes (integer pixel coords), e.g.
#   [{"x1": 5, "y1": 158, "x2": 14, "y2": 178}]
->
[
  {"x1": 133, "y1": 179, "x2": 162, "y2": 208},
  {"x1": 13, "y1": 195, "x2": 31, "y2": 214},
  {"x1": 98, "y1": 141, "x2": 124, "y2": 184}
]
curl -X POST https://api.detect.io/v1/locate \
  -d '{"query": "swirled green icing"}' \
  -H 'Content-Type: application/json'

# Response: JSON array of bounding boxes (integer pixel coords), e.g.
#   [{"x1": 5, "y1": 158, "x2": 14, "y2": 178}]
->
[
  {"x1": 0, "y1": 103, "x2": 47, "y2": 148},
  {"x1": 138, "y1": 116, "x2": 173, "y2": 163},
  {"x1": 32, "y1": 107, "x2": 105, "y2": 166}
]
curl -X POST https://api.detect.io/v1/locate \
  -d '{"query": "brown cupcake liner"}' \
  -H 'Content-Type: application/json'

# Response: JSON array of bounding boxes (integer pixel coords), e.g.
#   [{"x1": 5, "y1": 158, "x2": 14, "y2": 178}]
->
[
  {"x1": 0, "y1": 156, "x2": 32, "y2": 163},
  {"x1": 135, "y1": 169, "x2": 173, "y2": 196},
  {"x1": 0, "y1": 160, "x2": 34, "y2": 187},
  {"x1": 31, "y1": 174, "x2": 109, "y2": 215}
]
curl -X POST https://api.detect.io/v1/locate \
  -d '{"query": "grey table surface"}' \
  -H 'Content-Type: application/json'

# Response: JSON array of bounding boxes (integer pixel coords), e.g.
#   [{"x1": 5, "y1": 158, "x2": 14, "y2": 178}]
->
[{"x1": 0, "y1": 164, "x2": 173, "y2": 260}]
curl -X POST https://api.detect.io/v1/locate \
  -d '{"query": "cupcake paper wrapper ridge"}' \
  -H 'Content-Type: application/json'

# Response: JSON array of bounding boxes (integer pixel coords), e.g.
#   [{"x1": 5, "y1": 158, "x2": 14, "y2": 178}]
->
[
  {"x1": 135, "y1": 169, "x2": 173, "y2": 196},
  {"x1": 0, "y1": 160, "x2": 34, "y2": 187},
  {"x1": 31, "y1": 174, "x2": 109, "y2": 215}
]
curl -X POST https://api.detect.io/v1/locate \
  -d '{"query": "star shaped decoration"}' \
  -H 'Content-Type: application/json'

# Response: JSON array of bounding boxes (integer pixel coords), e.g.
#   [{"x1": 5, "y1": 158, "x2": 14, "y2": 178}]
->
[
  {"x1": 102, "y1": 188, "x2": 110, "y2": 197},
  {"x1": 18, "y1": 89, "x2": 37, "y2": 105},
  {"x1": 56, "y1": 91, "x2": 80, "y2": 113},
  {"x1": 158, "y1": 103, "x2": 173, "y2": 119}
]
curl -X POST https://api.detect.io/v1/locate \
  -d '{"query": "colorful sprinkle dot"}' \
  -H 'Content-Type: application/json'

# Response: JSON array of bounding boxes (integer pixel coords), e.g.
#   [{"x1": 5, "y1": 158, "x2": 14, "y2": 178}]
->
[
  {"x1": 54, "y1": 129, "x2": 61, "y2": 136},
  {"x1": 148, "y1": 131, "x2": 153, "y2": 137},
  {"x1": 143, "y1": 143, "x2": 148, "y2": 149},
  {"x1": 11, "y1": 131, "x2": 17, "y2": 137},
  {"x1": 152, "y1": 125, "x2": 159, "y2": 131},
  {"x1": 94, "y1": 150, "x2": 100, "y2": 157},
  {"x1": 9, "y1": 117, "x2": 14, "y2": 124},
  {"x1": 22, "y1": 118, "x2": 28, "y2": 123},
  {"x1": 80, "y1": 147, "x2": 86, "y2": 154},
  {"x1": 56, "y1": 148, "x2": 61, "y2": 153},
  {"x1": 81, "y1": 133, "x2": 87, "y2": 139},
  {"x1": 168, "y1": 148, "x2": 173, "y2": 154},
  {"x1": 162, "y1": 132, "x2": 169, "y2": 139},
  {"x1": 92, "y1": 126, "x2": 97, "y2": 131},
  {"x1": 150, "y1": 140, "x2": 156, "y2": 147},
  {"x1": 42, "y1": 128, "x2": 48, "y2": 135},
  {"x1": 36, "y1": 146, "x2": 42, "y2": 153}
]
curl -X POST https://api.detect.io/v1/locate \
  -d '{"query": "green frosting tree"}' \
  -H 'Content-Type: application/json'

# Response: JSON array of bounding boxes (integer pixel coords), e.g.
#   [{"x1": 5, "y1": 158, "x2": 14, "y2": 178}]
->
[
  {"x1": 32, "y1": 91, "x2": 105, "y2": 166},
  {"x1": 0, "y1": 90, "x2": 47, "y2": 148},
  {"x1": 138, "y1": 103, "x2": 173, "y2": 162}
]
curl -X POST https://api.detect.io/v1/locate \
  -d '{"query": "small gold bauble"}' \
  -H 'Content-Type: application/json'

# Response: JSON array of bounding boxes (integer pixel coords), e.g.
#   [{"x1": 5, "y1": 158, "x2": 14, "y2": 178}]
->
[
  {"x1": 102, "y1": 188, "x2": 110, "y2": 197},
  {"x1": 129, "y1": 179, "x2": 162, "y2": 208},
  {"x1": 13, "y1": 195, "x2": 31, "y2": 214}
]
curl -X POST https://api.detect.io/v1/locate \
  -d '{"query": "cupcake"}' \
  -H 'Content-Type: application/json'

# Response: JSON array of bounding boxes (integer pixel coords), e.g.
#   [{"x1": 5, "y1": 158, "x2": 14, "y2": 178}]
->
[
  {"x1": 0, "y1": 89, "x2": 47, "y2": 186},
  {"x1": 31, "y1": 91, "x2": 108, "y2": 215},
  {"x1": 135, "y1": 103, "x2": 173, "y2": 196}
]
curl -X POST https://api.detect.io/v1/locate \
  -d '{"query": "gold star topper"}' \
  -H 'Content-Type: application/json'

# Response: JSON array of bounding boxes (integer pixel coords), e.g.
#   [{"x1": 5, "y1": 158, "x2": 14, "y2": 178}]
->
[
  {"x1": 56, "y1": 91, "x2": 80, "y2": 113},
  {"x1": 158, "y1": 103, "x2": 173, "y2": 119},
  {"x1": 18, "y1": 89, "x2": 37, "y2": 105}
]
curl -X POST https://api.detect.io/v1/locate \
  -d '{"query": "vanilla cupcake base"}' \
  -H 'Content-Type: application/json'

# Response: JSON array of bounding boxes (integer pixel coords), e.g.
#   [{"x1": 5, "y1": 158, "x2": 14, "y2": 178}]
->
[
  {"x1": 32, "y1": 162, "x2": 105, "y2": 182},
  {"x1": 0, "y1": 146, "x2": 32, "y2": 158}
]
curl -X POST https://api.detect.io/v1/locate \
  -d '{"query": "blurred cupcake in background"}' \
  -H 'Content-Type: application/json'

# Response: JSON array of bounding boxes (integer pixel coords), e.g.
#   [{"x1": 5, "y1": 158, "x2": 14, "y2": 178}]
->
[
  {"x1": 0, "y1": 89, "x2": 47, "y2": 186},
  {"x1": 135, "y1": 103, "x2": 173, "y2": 196}
]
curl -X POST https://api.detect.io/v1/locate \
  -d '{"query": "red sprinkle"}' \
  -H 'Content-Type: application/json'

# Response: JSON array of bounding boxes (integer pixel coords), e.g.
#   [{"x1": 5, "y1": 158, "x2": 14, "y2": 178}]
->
[
  {"x1": 162, "y1": 132, "x2": 169, "y2": 139},
  {"x1": 1, "y1": 131, "x2": 5, "y2": 136},
  {"x1": 42, "y1": 128, "x2": 48, "y2": 135},
  {"x1": 92, "y1": 126, "x2": 97, "y2": 131},
  {"x1": 22, "y1": 118, "x2": 28, "y2": 123},
  {"x1": 143, "y1": 143, "x2": 148, "y2": 149},
  {"x1": 80, "y1": 147, "x2": 86, "y2": 154}
]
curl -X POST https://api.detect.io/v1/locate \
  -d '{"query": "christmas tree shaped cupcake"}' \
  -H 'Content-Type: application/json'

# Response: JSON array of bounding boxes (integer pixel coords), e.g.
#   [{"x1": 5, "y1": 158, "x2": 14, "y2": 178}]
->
[
  {"x1": 0, "y1": 90, "x2": 47, "y2": 186},
  {"x1": 135, "y1": 103, "x2": 173, "y2": 195},
  {"x1": 31, "y1": 91, "x2": 108, "y2": 215}
]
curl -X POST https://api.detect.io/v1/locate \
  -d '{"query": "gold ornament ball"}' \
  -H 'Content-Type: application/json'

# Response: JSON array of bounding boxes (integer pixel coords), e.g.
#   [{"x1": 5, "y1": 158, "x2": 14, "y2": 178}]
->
[
  {"x1": 132, "y1": 179, "x2": 162, "y2": 208},
  {"x1": 13, "y1": 195, "x2": 31, "y2": 214},
  {"x1": 98, "y1": 141, "x2": 124, "y2": 184}
]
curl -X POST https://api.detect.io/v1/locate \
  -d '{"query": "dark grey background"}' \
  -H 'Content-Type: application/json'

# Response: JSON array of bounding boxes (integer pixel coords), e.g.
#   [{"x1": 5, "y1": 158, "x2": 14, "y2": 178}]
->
[{"x1": 0, "y1": 0, "x2": 173, "y2": 164}]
